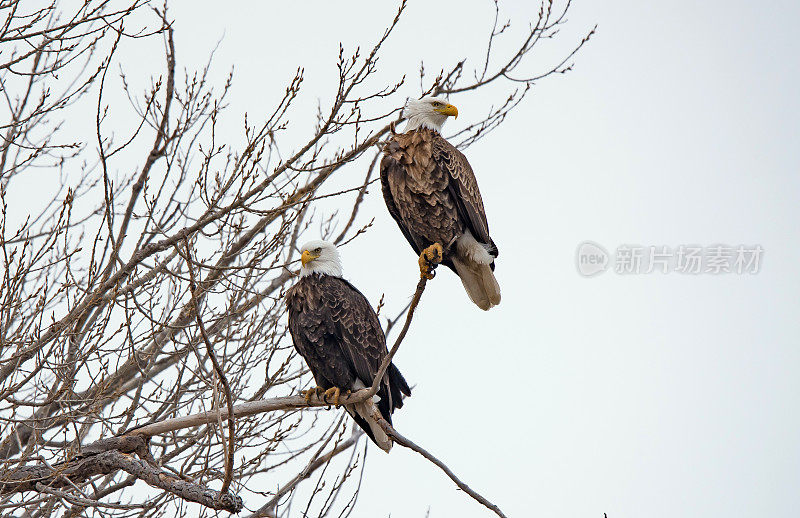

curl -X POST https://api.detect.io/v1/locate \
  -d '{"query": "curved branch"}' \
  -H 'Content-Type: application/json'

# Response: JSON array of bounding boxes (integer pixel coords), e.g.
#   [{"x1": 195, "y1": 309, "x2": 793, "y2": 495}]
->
[
  {"x1": 379, "y1": 417, "x2": 507, "y2": 518},
  {"x1": 183, "y1": 239, "x2": 236, "y2": 497},
  {"x1": 368, "y1": 268, "x2": 434, "y2": 397}
]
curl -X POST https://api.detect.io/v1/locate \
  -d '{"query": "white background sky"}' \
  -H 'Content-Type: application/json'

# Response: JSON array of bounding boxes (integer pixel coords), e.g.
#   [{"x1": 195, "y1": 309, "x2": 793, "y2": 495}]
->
[
  {"x1": 168, "y1": 1, "x2": 800, "y2": 516},
  {"x1": 12, "y1": 0, "x2": 799, "y2": 516}
]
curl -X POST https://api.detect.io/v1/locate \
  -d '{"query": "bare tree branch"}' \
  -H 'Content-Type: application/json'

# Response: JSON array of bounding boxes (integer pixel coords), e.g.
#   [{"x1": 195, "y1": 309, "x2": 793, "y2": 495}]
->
[{"x1": 379, "y1": 418, "x2": 508, "y2": 518}]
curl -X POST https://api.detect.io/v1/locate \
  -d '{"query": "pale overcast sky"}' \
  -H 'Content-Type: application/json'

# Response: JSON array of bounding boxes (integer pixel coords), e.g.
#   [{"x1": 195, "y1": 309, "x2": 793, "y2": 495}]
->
[
  {"x1": 15, "y1": 1, "x2": 798, "y2": 516},
  {"x1": 166, "y1": 1, "x2": 799, "y2": 517}
]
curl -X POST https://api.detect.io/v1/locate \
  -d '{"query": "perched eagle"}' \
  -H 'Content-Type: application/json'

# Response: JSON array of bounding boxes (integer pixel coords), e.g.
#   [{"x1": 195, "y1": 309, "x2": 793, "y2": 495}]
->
[
  {"x1": 286, "y1": 240, "x2": 411, "y2": 452},
  {"x1": 380, "y1": 96, "x2": 501, "y2": 310}
]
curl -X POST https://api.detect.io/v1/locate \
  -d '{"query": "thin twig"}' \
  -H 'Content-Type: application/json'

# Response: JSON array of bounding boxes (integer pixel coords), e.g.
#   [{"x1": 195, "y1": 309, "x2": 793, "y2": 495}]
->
[
  {"x1": 248, "y1": 428, "x2": 363, "y2": 517},
  {"x1": 183, "y1": 239, "x2": 236, "y2": 497},
  {"x1": 333, "y1": 152, "x2": 380, "y2": 245}
]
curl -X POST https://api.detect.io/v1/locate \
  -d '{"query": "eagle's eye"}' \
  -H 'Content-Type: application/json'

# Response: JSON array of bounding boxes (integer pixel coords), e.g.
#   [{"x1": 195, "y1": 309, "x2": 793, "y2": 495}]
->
[
  {"x1": 431, "y1": 101, "x2": 441, "y2": 107},
  {"x1": 314, "y1": 247, "x2": 322, "y2": 254}
]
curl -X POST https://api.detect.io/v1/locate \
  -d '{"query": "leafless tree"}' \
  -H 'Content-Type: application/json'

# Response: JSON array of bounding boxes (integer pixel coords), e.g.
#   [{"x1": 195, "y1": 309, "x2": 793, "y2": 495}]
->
[{"x1": 0, "y1": 0, "x2": 592, "y2": 516}]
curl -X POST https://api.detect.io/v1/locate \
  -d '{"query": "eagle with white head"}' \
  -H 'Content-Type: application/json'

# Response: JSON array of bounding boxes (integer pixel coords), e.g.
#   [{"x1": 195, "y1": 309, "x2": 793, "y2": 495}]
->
[
  {"x1": 285, "y1": 240, "x2": 411, "y2": 452},
  {"x1": 380, "y1": 96, "x2": 501, "y2": 310}
]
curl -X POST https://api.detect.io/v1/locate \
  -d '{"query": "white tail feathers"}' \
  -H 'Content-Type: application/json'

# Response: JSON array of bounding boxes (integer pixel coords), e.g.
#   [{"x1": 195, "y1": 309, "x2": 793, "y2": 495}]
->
[
  {"x1": 345, "y1": 397, "x2": 392, "y2": 452},
  {"x1": 453, "y1": 258, "x2": 501, "y2": 311}
]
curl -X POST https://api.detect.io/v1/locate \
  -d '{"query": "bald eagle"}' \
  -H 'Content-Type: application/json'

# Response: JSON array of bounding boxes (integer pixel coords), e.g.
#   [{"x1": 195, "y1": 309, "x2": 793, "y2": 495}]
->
[
  {"x1": 285, "y1": 240, "x2": 411, "y2": 452},
  {"x1": 380, "y1": 96, "x2": 501, "y2": 310}
]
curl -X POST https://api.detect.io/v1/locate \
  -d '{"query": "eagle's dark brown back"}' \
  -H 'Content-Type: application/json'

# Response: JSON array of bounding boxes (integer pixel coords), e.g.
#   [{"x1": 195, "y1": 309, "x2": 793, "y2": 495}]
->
[
  {"x1": 380, "y1": 128, "x2": 498, "y2": 272},
  {"x1": 286, "y1": 274, "x2": 411, "y2": 430}
]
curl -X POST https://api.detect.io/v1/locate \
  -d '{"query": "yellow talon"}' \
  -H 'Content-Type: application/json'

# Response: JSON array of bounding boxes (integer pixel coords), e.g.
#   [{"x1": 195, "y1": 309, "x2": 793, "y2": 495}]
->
[
  {"x1": 301, "y1": 386, "x2": 325, "y2": 404},
  {"x1": 323, "y1": 387, "x2": 351, "y2": 407},
  {"x1": 322, "y1": 387, "x2": 340, "y2": 407},
  {"x1": 418, "y1": 258, "x2": 435, "y2": 279},
  {"x1": 418, "y1": 243, "x2": 443, "y2": 279}
]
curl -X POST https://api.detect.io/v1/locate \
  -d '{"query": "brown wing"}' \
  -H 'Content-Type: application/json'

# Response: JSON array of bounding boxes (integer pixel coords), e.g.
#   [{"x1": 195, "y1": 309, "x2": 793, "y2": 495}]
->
[
  {"x1": 380, "y1": 138, "x2": 426, "y2": 255},
  {"x1": 431, "y1": 134, "x2": 498, "y2": 257},
  {"x1": 380, "y1": 130, "x2": 462, "y2": 258},
  {"x1": 320, "y1": 276, "x2": 388, "y2": 394},
  {"x1": 286, "y1": 276, "x2": 410, "y2": 424}
]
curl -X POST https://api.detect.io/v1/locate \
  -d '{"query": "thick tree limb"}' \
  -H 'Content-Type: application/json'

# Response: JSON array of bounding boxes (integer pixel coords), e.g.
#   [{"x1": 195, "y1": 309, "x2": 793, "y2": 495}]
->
[
  {"x1": 105, "y1": 451, "x2": 242, "y2": 513},
  {"x1": 125, "y1": 391, "x2": 365, "y2": 438},
  {"x1": 0, "y1": 435, "x2": 242, "y2": 513}
]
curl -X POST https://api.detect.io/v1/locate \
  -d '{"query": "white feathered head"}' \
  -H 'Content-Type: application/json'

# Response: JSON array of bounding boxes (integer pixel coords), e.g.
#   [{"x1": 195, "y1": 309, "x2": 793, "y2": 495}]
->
[
  {"x1": 299, "y1": 240, "x2": 343, "y2": 277},
  {"x1": 402, "y1": 96, "x2": 458, "y2": 132}
]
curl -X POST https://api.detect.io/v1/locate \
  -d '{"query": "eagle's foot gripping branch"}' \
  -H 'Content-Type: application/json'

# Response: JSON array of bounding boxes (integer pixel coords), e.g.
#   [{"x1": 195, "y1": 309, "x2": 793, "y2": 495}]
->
[
  {"x1": 418, "y1": 243, "x2": 443, "y2": 279},
  {"x1": 322, "y1": 387, "x2": 350, "y2": 407},
  {"x1": 302, "y1": 386, "x2": 326, "y2": 404}
]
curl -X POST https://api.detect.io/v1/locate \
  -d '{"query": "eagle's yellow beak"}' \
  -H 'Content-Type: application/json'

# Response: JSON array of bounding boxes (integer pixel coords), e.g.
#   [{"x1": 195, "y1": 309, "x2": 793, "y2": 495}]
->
[
  {"x1": 301, "y1": 250, "x2": 318, "y2": 267},
  {"x1": 435, "y1": 103, "x2": 458, "y2": 119}
]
